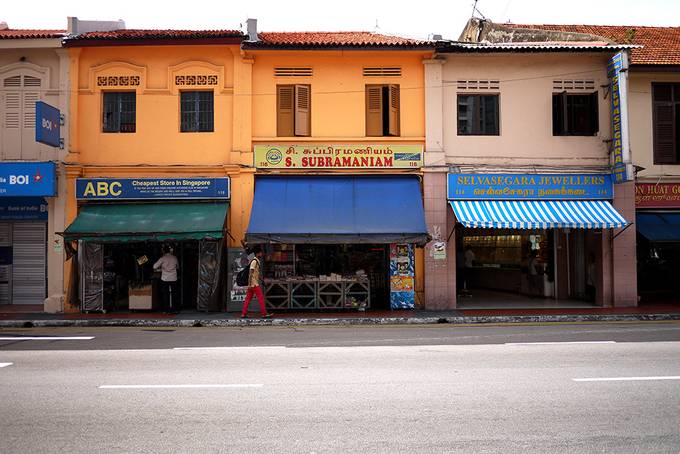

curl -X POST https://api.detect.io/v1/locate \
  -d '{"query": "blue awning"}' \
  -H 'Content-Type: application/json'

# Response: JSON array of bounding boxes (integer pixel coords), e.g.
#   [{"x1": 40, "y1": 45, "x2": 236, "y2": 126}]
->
[
  {"x1": 636, "y1": 212, "x2": 680, "y2": 242},
  {"x1": 450, "y1": 200, "x2": 628, "y2": 229},
  {"x1": 246, "y1": 176, "x2": 429, "y2": 245}
]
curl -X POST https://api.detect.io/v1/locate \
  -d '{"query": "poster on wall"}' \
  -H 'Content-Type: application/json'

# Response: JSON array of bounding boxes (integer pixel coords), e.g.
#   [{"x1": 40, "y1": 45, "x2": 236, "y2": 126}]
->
[
  {"x1": 227, "y1": 248, "x2": 251, "y2": 312},
  {"x1": 390, "y1": 243, "x2": 415, "y2": 309}
]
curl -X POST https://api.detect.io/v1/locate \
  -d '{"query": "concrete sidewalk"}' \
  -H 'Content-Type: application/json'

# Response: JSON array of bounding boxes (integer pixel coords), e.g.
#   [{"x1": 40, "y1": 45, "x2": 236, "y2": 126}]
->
[{"x1": 1, "y1": 304, "x2": 680, "y2": 328}]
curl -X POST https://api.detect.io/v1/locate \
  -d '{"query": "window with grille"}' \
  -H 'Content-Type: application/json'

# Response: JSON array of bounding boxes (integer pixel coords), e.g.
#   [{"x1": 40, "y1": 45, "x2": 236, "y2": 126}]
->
[
  {"x1": 552, "y1": 92, "x2": 598, "y2": 136},
  {"x1": 652, "y1": 83, "x2": 680, "y2": 164},
  {"x1": 363, "y1": 67, "x2": 402, "y2": 77},
  {"x1": 456, "y1": 80, "x2": 500, "y2": 91},
  {"x1": 274, "y1": 67, "x2": 313, "y2": 77},
  {"x1": 365, "y1": 84, "x2": 400, "y2": 136},
  {"x1": 102, "y1": 92, "x2": 136, "y2": 133},
  {"x1": 277, "y1": 85, "x2": 310, "y2": 136},
  {"x1": 457, "y1": 94, "x2": 499, "y2": 136},
  {"x1": 180, "y1": 91, "x2": 214, "y2": 133}
]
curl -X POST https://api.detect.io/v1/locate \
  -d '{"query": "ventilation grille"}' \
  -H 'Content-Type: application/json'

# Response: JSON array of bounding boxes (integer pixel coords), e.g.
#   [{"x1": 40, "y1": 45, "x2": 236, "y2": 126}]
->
[
  {"x1": 3, "y1": 76, "x2": 21, "y2": 87},
  {"x1": 23, "y1": 76, "x2": 41, "y2": 87},
  {"x1": 274, "y1": 67, "x2": 313, "y2": 77},
  {"x1": 553, "y1": 80, "x2": 595, "y2": 91},
  {"x1": 457, "y1": 80, "x2": 500, "y2": 90},
  {"x1": 363, "y1": 67, "x2": 402, "y2": 77}
]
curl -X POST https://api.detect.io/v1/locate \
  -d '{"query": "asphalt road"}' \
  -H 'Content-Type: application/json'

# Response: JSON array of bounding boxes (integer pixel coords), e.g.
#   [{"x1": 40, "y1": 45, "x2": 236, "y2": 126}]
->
[{"x1": 1, "y1": 322, "x2": 679, "y2": 453}]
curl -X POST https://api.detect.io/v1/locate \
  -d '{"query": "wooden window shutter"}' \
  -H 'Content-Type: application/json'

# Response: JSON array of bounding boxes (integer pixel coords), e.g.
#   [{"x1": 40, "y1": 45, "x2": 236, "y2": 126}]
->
[
  {"x1": 294, "y1": 84, "x2": 310, "y2": 136},
  {"x1": 365, "y1": 85, "x2": 383, "y2": 136},
  {"x1": 653, "y1": 102, "x2": 676, "y2": 164},
  {"x1": 277, "y1": 85, "x2": 294, "y2": 136},
  {"x1": 388, "y1": 84, "x2": 400, "y2": 136},
  {"x1": 3, "y1": 91, "x2": 21, "y2": 129},
  {"x1": 22, "y1": 91, "x2": 40, "y2": 129}
]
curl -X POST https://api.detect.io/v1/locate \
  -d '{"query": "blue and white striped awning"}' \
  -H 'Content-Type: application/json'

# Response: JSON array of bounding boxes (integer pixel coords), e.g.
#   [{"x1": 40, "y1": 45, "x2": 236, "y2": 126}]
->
[{"x1": 449, "y1": 200, "x2": 628, "y2": 229}]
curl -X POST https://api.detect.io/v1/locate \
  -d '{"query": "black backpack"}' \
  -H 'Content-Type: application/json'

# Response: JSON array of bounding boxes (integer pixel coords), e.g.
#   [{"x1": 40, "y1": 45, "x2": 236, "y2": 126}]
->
[{"x1": 235, "y1": 260, "x2": 253, "y2": 287}]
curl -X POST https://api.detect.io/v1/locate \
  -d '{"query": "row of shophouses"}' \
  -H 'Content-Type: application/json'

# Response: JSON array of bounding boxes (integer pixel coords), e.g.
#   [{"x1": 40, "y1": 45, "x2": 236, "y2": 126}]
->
[{"x1": 1, "y1": 17, "x2": 679, "y2": 313}]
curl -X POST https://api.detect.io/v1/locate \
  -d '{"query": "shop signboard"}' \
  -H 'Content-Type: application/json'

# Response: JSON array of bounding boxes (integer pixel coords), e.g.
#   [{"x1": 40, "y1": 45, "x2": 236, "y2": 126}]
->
[
  {"x1": 0, "y1": 197, "x2": 48, "y2": 221},
  {"x1": 254, "y1": 144, "x2": 423, "y2": 169},
  {"x1": 390, "y1": 243, "x2": 415, "y2": 309},
  {"x1": 35, "y1": 101, "x2": 61, "y2": 148},
  {"x1": 0, "y1": 162, "x2": 57, "y2": 197},
  {"x1": 607, "y1": 51, "x2": 631, "y2": 183},
  {"x1": 636, "y1": 183, "x2": 680, "y2": 208},
  {"x1": 447, "y1": 173, "x2": 613, "y2": 200},
  {"x1": 76, "y1": 177, "x2": 230, "y2": 200}
]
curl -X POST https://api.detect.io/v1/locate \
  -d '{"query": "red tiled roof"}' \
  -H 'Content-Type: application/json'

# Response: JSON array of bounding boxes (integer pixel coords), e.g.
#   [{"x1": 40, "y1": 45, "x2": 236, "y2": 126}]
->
[
  {"x1": 68, "y1": 29, "x2": 244, "y2": 41},
  {"x1": 505, "y1": 24, "x2": 680, "y2": 65},
  {"x1": 247, "y1": 31, "x2": 430, "y2": 48},
  {"x1": 0, "y1": 29, "x2": 66, "y2": 39}
]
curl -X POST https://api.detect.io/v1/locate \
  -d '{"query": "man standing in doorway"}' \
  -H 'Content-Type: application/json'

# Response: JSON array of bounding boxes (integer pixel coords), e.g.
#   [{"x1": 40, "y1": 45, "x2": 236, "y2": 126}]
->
[
  {"x1": 241, "y1": 246, "x2": 272, "y2": 319},
  {"x1": 154, "y1": 245, "x2": 180, "y2": 313}
]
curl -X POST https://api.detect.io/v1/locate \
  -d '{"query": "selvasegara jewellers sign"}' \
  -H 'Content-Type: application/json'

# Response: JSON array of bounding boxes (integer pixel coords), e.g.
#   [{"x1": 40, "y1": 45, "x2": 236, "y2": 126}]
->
[
  {"x1": 447, "y1": 173, "x2": 613, "y2": 200},
  {"x1": 254, "y1": 144, "x2": 423, "y2": 169},
  {"x1": 636, "y1": 183, "x2": 680, "y2": 208}
]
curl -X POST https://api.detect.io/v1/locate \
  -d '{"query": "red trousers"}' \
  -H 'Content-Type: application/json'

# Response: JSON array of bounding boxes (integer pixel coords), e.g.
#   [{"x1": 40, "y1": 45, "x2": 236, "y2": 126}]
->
[{"x1": 242, "y1": 285, "x2": 267, "y2": 316}]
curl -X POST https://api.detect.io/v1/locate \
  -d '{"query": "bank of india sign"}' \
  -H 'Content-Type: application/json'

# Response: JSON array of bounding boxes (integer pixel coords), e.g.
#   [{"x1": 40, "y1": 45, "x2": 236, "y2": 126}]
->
[{"x1": 254, "y1": 144, "x2": 423, "y2": 169}]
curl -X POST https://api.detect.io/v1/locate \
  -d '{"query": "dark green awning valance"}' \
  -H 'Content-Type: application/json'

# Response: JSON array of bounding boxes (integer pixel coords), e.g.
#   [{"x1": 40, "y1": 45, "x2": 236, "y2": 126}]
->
[{"x1": 63, "y1": 202, "x2": 228, "y2": 242}]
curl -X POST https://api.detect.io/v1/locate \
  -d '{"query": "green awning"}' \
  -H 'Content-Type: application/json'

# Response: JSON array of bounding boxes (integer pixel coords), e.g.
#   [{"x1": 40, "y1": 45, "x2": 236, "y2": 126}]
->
[{"x1": 63, "y1": 202, "x2": 228, "y2": 242}]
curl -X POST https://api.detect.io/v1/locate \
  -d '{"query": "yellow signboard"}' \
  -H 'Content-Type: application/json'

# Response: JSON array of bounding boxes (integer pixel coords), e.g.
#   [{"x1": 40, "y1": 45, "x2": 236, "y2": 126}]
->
[{"x1": 254, "y1": 144, "x2": 423, "y2": 169}]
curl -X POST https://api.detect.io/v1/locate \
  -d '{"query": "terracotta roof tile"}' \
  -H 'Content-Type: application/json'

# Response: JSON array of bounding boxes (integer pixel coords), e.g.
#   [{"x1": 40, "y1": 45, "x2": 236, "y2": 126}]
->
[
  {"x1": 0, "y1": 29, "x2": 66, "y2": 39},
  {"x1": 247, "y1": 31, "x2": 430, "y2": 48},
  {"x1": 505, "y1": 24, "x2": 680, "y2": 65},
  {"x1": 68, "y1": 29, "x2": 244, "y2": 41}
]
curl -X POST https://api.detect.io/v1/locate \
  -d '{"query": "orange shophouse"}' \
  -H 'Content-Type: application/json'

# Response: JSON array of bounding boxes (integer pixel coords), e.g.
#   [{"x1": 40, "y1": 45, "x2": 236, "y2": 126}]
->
[
  {"x1": 237, "y1": 22, "x2": 433, "y2": 312},
  {"x1": 61, "y1": 29, "x2": 253, "y2": 313}
]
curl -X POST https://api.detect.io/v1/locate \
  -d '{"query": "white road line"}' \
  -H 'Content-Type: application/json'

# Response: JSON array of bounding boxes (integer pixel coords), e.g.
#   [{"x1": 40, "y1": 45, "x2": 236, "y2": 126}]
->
[
  {"x1": 172, "y1": 346, "x2": 286, "y2": 350},
  {"x1": 0, "y1": 362, "x2": 13, "y2": 368},
  {"x1": 573, "y1": 376, "x2": 680, "y2": 382},
  {"x1": 0, "y1": 336, "x2": 94, "y2": 341},
  {"x1": 504, "y1": 341, "x2": 616, "y2": 346},
  {"x1": 99, "y1": 384, "x2": 263, "y2": 389}
]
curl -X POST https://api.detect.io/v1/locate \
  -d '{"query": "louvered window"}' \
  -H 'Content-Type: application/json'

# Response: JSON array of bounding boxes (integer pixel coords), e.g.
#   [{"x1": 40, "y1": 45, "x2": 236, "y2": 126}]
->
[
  {"x1": 652, "y1": 83, "x2": 680, "y2": 164},
  {"x1": 274, "y1": 67, "x2": 313, "y2": 77},
  {"x1": 277, "y1": 85, "x2": 310, "y2": 136},
  {"x1": 2, "y1": 75, "x2": 42, "y2": 148},
  {"x1": 103, "y1": 92, "x2": 136, "y2": 133},
  {"x1": 365, "y1": 84, "x2": 400, "y2": 136},
  {"x1": 363, "y1": 67, "x2": 402, "y2": 77},
  {"x1": 180, "y1": 91, "x2": 214, "y2": 133}
]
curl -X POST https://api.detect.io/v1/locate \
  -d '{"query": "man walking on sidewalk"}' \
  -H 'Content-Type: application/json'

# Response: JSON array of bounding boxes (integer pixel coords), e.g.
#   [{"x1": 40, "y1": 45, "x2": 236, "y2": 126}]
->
[{"x1": 241, "y1": 246, "x2": 272, "y2": 319}]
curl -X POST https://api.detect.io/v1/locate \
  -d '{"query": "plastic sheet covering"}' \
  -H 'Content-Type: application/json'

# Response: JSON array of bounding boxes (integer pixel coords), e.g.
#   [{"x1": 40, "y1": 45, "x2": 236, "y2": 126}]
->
[
  {"x1": 197, "y1": 239, "x2": 224, "y2": 311},
  {"x1": 227, "y1": 248, "x2": 250, "y2": 312},
  {"x1": 81, "y1": 241, "x2": 104, "y2": 312}
]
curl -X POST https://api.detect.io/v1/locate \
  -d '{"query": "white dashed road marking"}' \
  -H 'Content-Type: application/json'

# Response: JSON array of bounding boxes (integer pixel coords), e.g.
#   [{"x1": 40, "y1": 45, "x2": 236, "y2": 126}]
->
[
  {"x1": 573, "y1": 376, "x2": 680, "y2": 382},
  {"x1": 0, "y1": 337, "x2": 95, "y2": 341},
  {"x1": 505, "y1": 341, "x2": 616, "y2": 346},
  {"x1": 0, "y1": 362, "x2": 13, "y2": 368},
  {"x1": 99, "y1": 384, "x2": 263, "y2": 389}
]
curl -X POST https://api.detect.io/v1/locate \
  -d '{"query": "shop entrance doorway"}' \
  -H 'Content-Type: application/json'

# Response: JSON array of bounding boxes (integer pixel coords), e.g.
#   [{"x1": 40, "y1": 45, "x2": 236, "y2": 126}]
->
[{"x1": 456, "y1": 227, "x2": 599, "y2": 309}]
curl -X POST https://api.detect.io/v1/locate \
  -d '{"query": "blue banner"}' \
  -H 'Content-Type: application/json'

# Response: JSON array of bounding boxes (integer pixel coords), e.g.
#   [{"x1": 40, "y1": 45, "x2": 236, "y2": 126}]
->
[
  {"x1": 607, "y1": 52, "x2": 630, "y2": 183},
  {"x1": 76, "y1": 177, "x2": 230, "y2": 200},
  {"x1": 0, "y1": 162, "x2": 57, "y2": 197},
  {"x1": 447, "y1": 173, "x2": 613, "y2": 200},
  {"x1": 35, "y1": 101, "x2": 61, "y2": 148},
  {"x1": 0, "y1": 197, "x2": 48, "y2": 221}
]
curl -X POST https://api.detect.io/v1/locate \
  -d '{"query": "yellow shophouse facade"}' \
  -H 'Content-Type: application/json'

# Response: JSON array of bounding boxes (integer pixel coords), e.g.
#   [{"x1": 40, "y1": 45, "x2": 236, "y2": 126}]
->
[
  {"x1": 240, "y1": 27, "x2": 433, "y2": 311},
  {"x1": 62, "y1": 29, "x2": 252, "y2": 312}
]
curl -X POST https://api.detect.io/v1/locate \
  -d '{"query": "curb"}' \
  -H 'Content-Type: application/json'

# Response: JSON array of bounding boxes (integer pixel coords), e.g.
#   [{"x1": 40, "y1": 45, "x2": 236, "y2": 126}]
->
[{"x1": 1, "y1": 313, "x2": 679, "y2": 328}]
